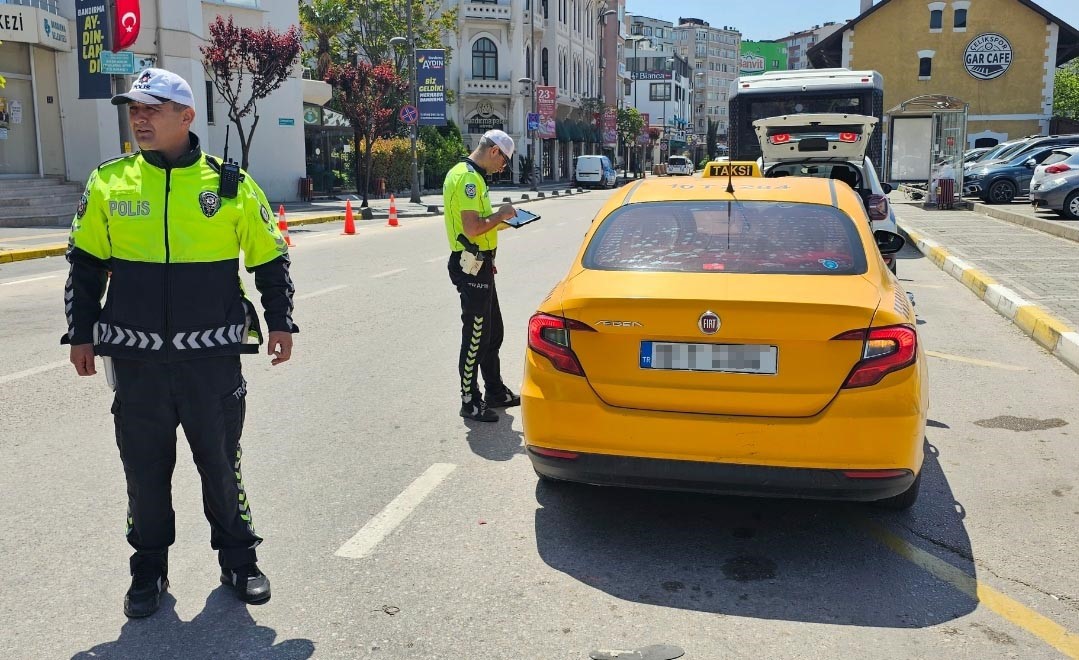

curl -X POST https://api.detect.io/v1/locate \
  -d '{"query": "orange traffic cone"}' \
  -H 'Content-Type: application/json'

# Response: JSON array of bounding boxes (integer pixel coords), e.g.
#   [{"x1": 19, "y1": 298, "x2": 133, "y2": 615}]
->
[
  {"x1": 277, "y1": 205, "x2": 293, "y2": 247},
  {"x1": 387, "y1": 194, "x2": 399, "y2": 227},
  {"x1": 343, "y1": 199, "x2": 356, "y2": 235}
]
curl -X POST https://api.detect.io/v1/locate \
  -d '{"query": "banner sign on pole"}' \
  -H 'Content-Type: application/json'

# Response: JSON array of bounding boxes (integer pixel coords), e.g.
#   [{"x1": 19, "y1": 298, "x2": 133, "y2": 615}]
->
[
  {"x1": 527, "y1": 112, "x2": 540, "y2": 131},
  {"x1": 111, "y1": 0, "x2": 141, "y2": 52},
  {"x1": 77, "y1": 0, "x2": 112, "y2": 99},
  {"x1": 537, "y1": 86, "x2": 556, "y2": 139},
  {"x1": 416, "y1": 49, "x2": 447, "y2": 126},
  {"x1": 603, "y1": 107, "x2": 617, "y2": 148}
]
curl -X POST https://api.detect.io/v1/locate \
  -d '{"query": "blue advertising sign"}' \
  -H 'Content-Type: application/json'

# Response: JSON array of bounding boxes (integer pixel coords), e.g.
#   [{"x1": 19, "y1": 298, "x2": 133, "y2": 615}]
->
[
  {"x1": 415, "y1": 49, "x2": 447, "y2": 126},
  {"x1": 527, "y1": 113, "x2": 540, "y2": 131},
  {"x1": 76, "y1": 0, "x2": 112, "y2": 99}
]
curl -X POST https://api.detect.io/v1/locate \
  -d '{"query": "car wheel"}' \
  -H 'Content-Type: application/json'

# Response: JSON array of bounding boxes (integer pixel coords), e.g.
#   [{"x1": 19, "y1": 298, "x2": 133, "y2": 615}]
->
[
  {"x1": 874, "y1": 472, "x2": 920, "y2": 511},
  {"x1": 1062, "y1": 190, "x2": 1079, "y2": 220},
  {"x1": 987, "y1": 180, "x2": 1017, "y2": 204}
]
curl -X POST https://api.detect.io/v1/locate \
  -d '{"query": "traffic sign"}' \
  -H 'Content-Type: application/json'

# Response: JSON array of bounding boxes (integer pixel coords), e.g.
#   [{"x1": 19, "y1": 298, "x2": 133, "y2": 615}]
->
[
  {"x1": 527, "y1": 113, "x2": 540, "y2": 131},
  {"x1": 100, "y1": 51, "x2": 136, "y2": 75},
  {"x1": 399, "y1": 105, "x2": 419, "y2": 125}
]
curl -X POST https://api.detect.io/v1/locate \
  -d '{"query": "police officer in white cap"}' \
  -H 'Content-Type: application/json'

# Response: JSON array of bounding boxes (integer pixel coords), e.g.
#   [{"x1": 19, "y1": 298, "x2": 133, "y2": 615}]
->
[{"x1": 443, "y1": 130, "x2": 520, "y2": 422}]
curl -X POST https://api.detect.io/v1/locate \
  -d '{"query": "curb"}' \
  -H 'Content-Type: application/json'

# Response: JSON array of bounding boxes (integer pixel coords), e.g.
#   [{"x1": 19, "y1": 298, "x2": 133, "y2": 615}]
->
[
  {"x1": 0, "y1": 190, "x2": 588, "y2": 264},
  {"x1": 971, "y1": 202, "x2": 1079, "y2": 244},
  {"x1": 899, "y1": 222, "x2": 1079, "y2": 373}
]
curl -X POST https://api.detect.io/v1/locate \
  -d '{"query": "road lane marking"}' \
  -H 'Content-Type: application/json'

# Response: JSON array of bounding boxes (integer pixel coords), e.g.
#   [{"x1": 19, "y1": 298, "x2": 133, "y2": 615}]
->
[
  {"x1": 335, "y1": 463, "x2": 456, "y2": 559},
  {"x1": 925, "y1": 350, "x2": 1028, "y2": 371},
  {"x1": 372, "y1": 268, "x2": 407, "y2": 279},
  {"x1": 1, "y1": 275, "x2": 60, "y2": 287},
  {"x1": 425, "y1": 256, "x2": 446, "y2": 264},
  {"x1": 0, "y1": 360, "x2": 69, "y2": 386},
  {"x1": 864, "y1": 521, "x2": 1079, "y2": 658},
  {"x1": 295, "y1": 284, "x2": 348, "y2": 301}
]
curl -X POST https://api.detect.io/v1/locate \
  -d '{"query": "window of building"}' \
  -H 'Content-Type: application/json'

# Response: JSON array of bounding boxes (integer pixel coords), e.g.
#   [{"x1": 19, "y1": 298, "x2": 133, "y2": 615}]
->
[
  {"x1": 650, "y1": 83, "x2": 671, "y2": 101},
  {"x1": 624, "y1": 79, "x2": 632, "y2": 96},
  {"x1": 643, "y1": 26, "x2": 652, "y2": 36},
  {"x1": 542, "y1": 48, "x2": 549, "y2": 85},
  {"x1": 917, "y1": 50, "x2": 935, "y2": 79},
  {"x1": 953, "y1": 1, "x2": 970, "y2": 30},
  {"x1": 526, "y1": 47, "x2": 532, "y2": 78},
  {"x1": 205, "y1": 80, "x2": 215, "y2": 124},
  {"x1": 542, "y1": 0, "x2": 548, "y2": 19},
  {"x1": 472, "y1": 38, "x2": 498, "y2": 79},
  {"x1": 928, "y1": 2, "x2": 945, "y2": 31}
]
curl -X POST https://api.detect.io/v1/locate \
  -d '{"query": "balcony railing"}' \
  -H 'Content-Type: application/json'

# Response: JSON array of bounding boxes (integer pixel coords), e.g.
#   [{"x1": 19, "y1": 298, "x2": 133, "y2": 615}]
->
[
  {"x1": 464, "y1": 79, "x2": 513, "y2": 95},
  {"x1": 464, "y1": 3, "x2": 511, "y2": 21},
  {"x1": 524, "y1": 10, "x2": 546, "y2": 30}
]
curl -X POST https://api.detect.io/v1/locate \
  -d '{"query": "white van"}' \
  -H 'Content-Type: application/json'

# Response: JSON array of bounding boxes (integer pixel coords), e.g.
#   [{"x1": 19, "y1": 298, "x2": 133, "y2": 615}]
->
[
  {"x1": 575, "y1": 155, "x2": 617, "y2": 188},
  {"x1": 666, "y1": 155, "x2": 693, "y2": 176}
]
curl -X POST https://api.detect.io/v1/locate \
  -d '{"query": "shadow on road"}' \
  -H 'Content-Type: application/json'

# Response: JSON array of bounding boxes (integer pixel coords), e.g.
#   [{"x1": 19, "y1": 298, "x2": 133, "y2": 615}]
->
[
  {"x1": 534, "y1": 439, "x2": 976, "y2": 627},
  {"x1": 464, "y1": 409, "x2": 524, "y2": 461},
  {"x1": 71, "y1": 587, "x2": 315, "y2": 660}
]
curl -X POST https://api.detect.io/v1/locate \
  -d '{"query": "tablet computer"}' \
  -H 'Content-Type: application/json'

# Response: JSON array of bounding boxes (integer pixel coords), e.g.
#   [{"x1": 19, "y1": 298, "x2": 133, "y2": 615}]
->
[{"x1": 503, "y1": 208, "x2": 541, "y2": 228}]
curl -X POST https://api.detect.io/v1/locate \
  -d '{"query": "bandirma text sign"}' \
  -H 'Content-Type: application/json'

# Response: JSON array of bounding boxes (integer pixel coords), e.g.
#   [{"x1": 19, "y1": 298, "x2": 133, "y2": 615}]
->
[
  {"x1": 965, "y1": 33, "x2": 1012, "y2": 81},
  {"x1": 416, "y1": 49, "x2": 447, "y2": 126}
]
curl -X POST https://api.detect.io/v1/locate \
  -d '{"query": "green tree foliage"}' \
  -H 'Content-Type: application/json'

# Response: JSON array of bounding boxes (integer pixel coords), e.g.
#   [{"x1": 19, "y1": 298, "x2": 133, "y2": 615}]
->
[
  {"x1": 419, "y1": 121, "x2": 467, "y2": 186},
  {"x1": 1054, "y1": 61, "x2": 1079, "y2": 120},
  {"x1": 368, "y1": 137, "x2": 427, "y2": 193},
  {"x1": 617, "y1": 108, "x2": 644, "y2": 176},
  {"x1": 299, "y1": 0, "x2": 356, "y2": 81},
  {"x1": 345, "y1": 0, "x2": 458, "y2": 70}
]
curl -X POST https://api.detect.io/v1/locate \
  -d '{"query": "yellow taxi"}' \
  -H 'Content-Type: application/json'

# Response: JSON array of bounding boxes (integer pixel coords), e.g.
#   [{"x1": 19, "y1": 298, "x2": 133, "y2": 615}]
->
[{"x1": 522, "y1": 175, "x2": 927, "y2": 509}]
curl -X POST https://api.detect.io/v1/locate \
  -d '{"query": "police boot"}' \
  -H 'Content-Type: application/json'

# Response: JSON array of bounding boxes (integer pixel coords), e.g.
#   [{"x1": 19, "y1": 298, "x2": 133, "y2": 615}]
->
[
  {"x1": 460, "y1": 398, "x2": 498, "y2": 422},
  {"x1": 221, "y1": 564, "x2": 271, "y2": 604},
  {"x1": 124, "y1": 555, "x2": 168, "y2": 618},
  {"x1": 484, "y1": 386, "x2": 521, "y2": 409}
]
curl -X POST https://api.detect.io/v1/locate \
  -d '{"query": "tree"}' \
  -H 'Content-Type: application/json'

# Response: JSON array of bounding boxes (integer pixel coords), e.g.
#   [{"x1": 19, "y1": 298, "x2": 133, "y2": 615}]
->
[
  {"x1": 324, "y1": 60, "x2": 408, "y2": 208},
  {"x1": 299, "y1": 0, "x2": 356, "y2": 81},
  {"x1": 1054, "y1": 61, "x2": 1079, "y2": 120},
  {"x1": 706, "y1": 119, "x2": 719, "y2": 160},
  {"x1": 201, "y1": 16, "x2": 302, "y2": 171},
  {"x1": 616, "y1": 107, "x2": 644, "y2": 178},
  {"x1": 345, "y1": 0, "x2": 457, "y2": 70}
]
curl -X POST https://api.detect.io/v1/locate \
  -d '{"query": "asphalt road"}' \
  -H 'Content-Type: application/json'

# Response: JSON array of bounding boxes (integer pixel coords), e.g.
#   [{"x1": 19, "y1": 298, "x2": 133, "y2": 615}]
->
[{"x1": 1, "y1": 189, "x2": 1077, "y2": 659}]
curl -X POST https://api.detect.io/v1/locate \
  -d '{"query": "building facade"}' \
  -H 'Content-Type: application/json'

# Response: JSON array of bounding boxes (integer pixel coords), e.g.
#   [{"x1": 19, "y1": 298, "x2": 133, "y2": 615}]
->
[
  {"x1": 622, "y1": 45, "x2": 691, "y2": 161},
  {"x1": 0, "y1": 0, "x2": 309, "y2": 201},
  {"x1": 673, "y1": 18, "x2": 740, "y2": 150},
  {"x1": 444, "y1": 0, "x2": 610, "y2": 183},
  {"x1": 809, "y1": 0, "x2": 1079, "y2": 145},
  {"x1": 627, "y1": 14, "x2": 674, "y2": 54},
  {"x1": 778, "y1": 22, "x2": 843, "y2": 70}
]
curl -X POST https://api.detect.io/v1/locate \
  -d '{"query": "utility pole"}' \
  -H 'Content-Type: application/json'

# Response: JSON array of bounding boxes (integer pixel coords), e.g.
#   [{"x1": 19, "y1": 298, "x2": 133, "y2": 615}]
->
[{"x1": 407, "y1": 0, "x2": 421, "y2": 204}]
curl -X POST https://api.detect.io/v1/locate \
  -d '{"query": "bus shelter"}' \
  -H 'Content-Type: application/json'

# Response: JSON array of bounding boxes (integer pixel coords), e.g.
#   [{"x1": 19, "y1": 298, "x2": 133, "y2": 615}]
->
[{"x1": 885, "y1": 95, "x2": 967, "y2": 207}]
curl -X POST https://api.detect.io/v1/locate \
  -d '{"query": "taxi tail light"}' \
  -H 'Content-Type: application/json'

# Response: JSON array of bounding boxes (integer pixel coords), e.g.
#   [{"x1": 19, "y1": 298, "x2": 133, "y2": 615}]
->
[
  {"x1": 531, "y1": 446, "x2": 581, "y2": 460},
  {"x1": 528, "y1": 313, "x2": 595, "y2": 376},
  {"x1": 832, "y1": 325, "x2": 917, "y2": 388},
  {"x1": 1045, "y1": 163, "x2": 1071, "y2": 174},
  {"x1": 769, "y1": 133, "x2": 791, "y2": 145},
  {"x1": 866, "y1": 194, "x2": 889, "y2": 222},
  {"x1": 839, "y1": 132, "x2": 859, "y2": 143}
]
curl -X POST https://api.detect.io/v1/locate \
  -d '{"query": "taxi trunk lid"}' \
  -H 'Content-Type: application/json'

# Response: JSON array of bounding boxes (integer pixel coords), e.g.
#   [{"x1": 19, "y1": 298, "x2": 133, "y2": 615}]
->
[{"x1": 561, "y1": 270, "x2": 880, "y2": 417}]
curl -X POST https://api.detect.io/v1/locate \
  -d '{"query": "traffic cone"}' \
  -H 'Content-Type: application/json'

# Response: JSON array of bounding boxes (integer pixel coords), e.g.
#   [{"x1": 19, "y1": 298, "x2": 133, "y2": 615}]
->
[
  {"x1": 343, "y1": 199, "x2": 356, "y2": 235},
  {"x1": 387, "y1": 194, "x2": 399, "y2": 227},
  {"x1": 277, "y1": 205, "x2": 293, "y2": 247}
]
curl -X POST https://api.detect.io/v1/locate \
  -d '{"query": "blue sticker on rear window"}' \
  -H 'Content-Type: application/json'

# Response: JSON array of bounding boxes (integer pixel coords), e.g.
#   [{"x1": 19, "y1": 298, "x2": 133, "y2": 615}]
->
[{"x1": 820, "y1": 259, "x2": 839, "y2": 270}]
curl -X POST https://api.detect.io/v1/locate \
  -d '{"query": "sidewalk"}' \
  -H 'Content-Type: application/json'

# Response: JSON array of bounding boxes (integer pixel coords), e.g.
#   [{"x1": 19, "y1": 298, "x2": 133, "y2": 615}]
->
[
  {"x1": 0, "y1": 183, "x2": 596, "y2": 264},
  {"x1": 892, "y1": 196, "x2": 1079, "y2": 371}
]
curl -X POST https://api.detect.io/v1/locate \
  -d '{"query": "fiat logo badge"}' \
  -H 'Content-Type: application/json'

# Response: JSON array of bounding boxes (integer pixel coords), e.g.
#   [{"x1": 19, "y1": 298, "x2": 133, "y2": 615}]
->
[{"x1": 698, "y1": 311, "x2": 720, "y2": 334}]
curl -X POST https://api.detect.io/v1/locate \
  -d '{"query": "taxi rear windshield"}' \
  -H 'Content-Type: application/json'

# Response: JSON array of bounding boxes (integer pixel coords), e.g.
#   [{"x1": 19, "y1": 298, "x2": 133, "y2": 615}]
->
[{"x1": 583, "y1": 201, "x2": 867, "y2": 275}]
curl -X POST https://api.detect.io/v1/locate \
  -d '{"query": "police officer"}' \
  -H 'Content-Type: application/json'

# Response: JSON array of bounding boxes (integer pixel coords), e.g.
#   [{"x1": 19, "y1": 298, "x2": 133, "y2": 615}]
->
[
  {"x1": 444, "y1": 130, "x2": 520, "y2": 422},
  {"x1": 63, "y1": 69, "x2": 297, "y2": 617}
]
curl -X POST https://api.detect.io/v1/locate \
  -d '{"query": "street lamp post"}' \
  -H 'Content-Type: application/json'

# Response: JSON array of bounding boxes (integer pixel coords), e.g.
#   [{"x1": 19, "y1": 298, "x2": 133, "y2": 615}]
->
[
  {"x1": 625, "y1": 35, "x2": 647, "y2": 178},
  {"x1": 596, "y1": 8, "x2": 617, "y2": 160},
  {"x1": 519, "y1": 76, "x2": 539, "y2": 192},
  {"x1": 389, "y1": 2, "x2": 422, "y2": 204}
]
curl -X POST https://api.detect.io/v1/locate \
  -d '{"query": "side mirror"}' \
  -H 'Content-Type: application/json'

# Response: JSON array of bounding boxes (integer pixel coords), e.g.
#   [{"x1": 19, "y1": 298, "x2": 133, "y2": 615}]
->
[
  {"x1": 865, "y1": 194, "x2": 890, "y2": 222},
  {"x1": 1025, "y1": 158, "x2": 1037, "y2": 169},
  {"x1": 881, "y1": 182, "x2": 894, "y2": 194},
  {"x1": 874, "y1": 230, "x2": 905, "y2": 256}
]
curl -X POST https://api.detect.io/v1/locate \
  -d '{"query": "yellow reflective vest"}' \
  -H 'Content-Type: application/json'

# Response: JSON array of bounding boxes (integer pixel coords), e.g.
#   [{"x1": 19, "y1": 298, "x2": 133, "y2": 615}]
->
[{"x1": 63, "y1": 134, "x2": 297, "y2": 361}]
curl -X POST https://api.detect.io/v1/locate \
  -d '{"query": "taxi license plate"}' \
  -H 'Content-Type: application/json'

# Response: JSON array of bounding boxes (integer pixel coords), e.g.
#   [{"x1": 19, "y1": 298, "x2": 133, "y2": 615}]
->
[{"x1": 640, "y1": 341, "x2": 778, "y2": 374}]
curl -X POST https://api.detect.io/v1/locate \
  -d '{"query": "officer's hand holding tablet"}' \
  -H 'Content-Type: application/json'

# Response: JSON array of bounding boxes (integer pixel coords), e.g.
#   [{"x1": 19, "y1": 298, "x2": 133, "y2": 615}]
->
[{"x1": 501, "y1": 207, "x2": 541, "y2": 228}]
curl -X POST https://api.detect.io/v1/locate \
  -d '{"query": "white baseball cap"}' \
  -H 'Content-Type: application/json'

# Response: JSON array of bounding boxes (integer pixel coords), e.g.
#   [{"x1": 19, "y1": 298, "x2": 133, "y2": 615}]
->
[
  {"x1": 484, "y1": 130, "x2": 515, "y2": 159},
  {"x1": 111, "y1": 68, "x2": 196, "y2": 107}
]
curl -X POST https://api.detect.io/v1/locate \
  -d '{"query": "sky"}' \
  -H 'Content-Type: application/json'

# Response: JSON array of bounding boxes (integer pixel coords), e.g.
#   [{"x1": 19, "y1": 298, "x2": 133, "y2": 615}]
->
[{"x1": 624, "y1": 0, "x2": 1079, "y2": 42}]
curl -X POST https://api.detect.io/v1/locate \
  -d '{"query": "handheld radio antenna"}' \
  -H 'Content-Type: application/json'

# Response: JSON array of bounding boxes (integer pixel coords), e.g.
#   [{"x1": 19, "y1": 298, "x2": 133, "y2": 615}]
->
[{"x1": 224, "y1": 125, "x2": 232, "y2": 164}]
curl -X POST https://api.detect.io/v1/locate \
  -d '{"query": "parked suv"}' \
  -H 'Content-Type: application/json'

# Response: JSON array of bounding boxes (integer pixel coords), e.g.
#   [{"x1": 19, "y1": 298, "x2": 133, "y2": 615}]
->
[
  {"x1": 965, "y1": 135, "x2": 1079, "y2": 203},
  {"x1": 666, "y1": 155, "x2": 694, "y2": 176}
]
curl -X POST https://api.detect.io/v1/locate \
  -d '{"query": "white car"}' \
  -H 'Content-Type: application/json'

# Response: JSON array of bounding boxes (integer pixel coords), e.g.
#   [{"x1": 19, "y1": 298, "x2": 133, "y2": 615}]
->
[
  {"x1": 574, "y1": 155, "x2": 617, "y2": 189},
  {"x1": 1030, "y1": 146, "x2": 1079, "y2": 192},
  {"x1": 666, "y1": 155, "x2": 694, "y2": 176},
  {"x1": 753, "y1": 113, "x2": 899, "y2": 273}
]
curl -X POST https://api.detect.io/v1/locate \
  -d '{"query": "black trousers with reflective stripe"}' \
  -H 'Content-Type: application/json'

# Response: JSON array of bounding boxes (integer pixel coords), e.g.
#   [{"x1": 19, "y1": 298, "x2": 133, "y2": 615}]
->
[
  {"x1": 111, "y1": 355, "x2": 262, "y2": 570},
  {"x1": 448, "y1": 252, "x2": 505, "y2": 403}
]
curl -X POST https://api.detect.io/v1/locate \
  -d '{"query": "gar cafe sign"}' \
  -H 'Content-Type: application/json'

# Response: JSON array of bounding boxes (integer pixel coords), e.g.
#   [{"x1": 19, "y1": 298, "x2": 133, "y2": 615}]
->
[{"x1": 965, "y1": 33, "x2": 1012, "y2": 81}]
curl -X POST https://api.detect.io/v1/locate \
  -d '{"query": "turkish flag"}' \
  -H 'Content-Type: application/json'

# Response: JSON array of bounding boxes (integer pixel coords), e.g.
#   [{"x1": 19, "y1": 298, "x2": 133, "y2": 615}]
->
[{"x1": 111, "y1": 0, "x2": 141, "y2": 52}]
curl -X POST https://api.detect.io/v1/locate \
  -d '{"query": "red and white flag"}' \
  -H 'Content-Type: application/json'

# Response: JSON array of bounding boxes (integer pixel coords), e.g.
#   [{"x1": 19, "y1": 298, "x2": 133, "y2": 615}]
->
[{"x1": 112, "y1": 0, "x2": 141, "y2": 52}]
